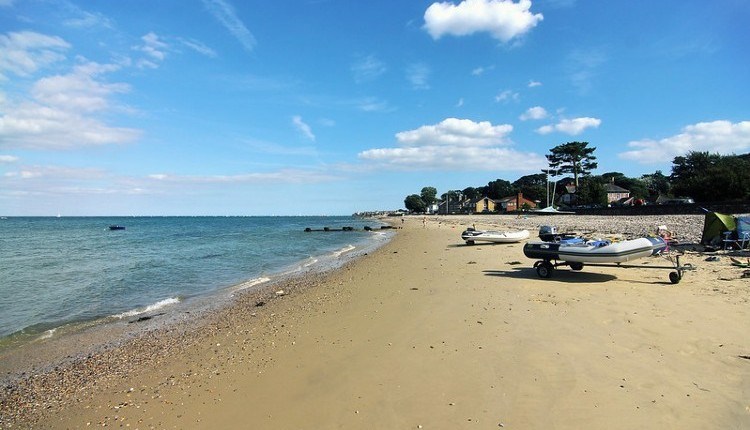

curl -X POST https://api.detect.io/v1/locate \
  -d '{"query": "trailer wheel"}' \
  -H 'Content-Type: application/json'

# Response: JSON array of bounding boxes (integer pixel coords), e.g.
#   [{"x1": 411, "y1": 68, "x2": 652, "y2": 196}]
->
[
  {"x1": 669, "y1": 271, "x2": 681, "y2": 284},
  {"x1": 466, "y1": 240, "x2": 475, "y2": 245},
  {"x1": 536, "y1": 261, "x2": 553, "y2": 278},
  {"x1": 570, "y1": 262, "x2": 584, "y2": 271}
]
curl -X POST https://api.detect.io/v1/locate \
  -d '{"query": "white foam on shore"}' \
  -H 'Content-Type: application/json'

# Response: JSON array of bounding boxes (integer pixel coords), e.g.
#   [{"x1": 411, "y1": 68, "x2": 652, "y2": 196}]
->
[
  {"x1": 332, "y1": 244, "x2": 356, "y2": 258},
  {"x1": 37, "y1": 328, "x2": 57, "y2": 340},
  {"x1": 113, "y1": 297, "x2": 181, "y2": 319},
  {"x1": 230, "y1": 276, "x2": 271, "y2": 293},
  {"x1": 303, "y1": 257, "x2": 318, "y2": 268}
]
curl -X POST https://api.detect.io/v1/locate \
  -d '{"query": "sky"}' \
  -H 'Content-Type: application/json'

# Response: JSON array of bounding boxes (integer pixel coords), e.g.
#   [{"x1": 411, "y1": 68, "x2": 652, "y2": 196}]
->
[{"x1": 1, "y1": 0, "x2": 749, "y2": 216}]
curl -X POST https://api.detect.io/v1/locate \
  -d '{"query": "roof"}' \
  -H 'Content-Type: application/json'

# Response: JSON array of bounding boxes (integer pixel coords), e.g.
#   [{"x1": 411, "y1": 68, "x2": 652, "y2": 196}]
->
[
  {"x1": 469, "y1": 196, "x2": 496, "y2": 204},
  {"x1": 604, "y1": 183, "x2": 629, "y2": 193}
]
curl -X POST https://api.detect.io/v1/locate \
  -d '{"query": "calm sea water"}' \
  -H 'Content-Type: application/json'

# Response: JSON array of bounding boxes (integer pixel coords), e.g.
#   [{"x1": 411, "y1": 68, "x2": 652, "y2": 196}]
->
[{"x1": 0, "y1": 216, "x2": 388, "y2": 343}]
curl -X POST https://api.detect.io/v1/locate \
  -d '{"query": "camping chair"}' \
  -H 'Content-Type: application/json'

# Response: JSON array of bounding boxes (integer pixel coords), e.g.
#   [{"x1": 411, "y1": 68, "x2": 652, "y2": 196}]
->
[{"x1": 722, "y1": 230, "x2": 750, "y2": 250}]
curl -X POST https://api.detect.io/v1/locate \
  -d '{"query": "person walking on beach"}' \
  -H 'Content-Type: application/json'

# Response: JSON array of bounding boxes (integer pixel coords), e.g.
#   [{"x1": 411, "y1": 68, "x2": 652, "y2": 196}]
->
[{"x1": 422, "y1": 217, "x2": 426, "y2": 228}]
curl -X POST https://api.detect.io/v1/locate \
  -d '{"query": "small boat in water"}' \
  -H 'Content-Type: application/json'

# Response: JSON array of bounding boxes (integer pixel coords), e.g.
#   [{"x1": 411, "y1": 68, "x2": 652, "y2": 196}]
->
[
  {"x1": 108, "y1": 225, "x2": 126, "y2": 230},
  {"x1": 461, "y1": 228, "x2": 530, "y2": 245}
]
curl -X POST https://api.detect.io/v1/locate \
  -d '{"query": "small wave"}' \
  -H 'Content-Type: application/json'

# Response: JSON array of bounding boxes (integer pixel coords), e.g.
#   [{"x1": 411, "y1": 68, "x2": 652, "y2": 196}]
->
[
  {"x1": 37, "y1": 328, "x2": 57, "y2": 340},
  {"x1": 113, "y1": 297, "x2": 181, "y2": 319},
  {"x1": 303, "y1": 257, "x2": 319, "y2": 268},
  {"x1": 332, "y1": 244, "x2": 355, "y2": 258},
  {"x1": 231, "y1": 276, "x2": 271, "y2": 293}
]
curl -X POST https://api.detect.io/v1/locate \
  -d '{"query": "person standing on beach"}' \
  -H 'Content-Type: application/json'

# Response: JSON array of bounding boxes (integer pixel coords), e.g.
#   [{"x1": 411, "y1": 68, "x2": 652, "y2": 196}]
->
[{"x1": 422, "y1": 217, "x2": 426, "y2": 228}]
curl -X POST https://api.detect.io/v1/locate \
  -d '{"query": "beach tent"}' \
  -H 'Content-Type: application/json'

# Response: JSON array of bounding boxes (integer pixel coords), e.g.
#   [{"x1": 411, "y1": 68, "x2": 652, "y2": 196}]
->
[
  {"x1": 734, "y1": 214, "x2": 750, "y2": 248},
  {"x1": 700, "y1": 211, "x2": 736, "y2": 247}
]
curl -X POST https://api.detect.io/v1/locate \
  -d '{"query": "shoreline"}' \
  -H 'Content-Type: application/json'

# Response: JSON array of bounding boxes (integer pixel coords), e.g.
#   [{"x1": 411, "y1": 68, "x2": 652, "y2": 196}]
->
[
  {"x1": 0, "y1": 227, "x2": 394, "y2": 427},
  {"x1": 3, "y1": 214, "x2": 749, "y2": 428}
]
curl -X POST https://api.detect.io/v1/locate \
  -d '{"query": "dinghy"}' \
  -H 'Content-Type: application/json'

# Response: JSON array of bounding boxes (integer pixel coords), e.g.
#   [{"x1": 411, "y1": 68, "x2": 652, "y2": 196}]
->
[
  {"x1": 461, "y1": 228, "x2": 529, "y2": 245},
  {"x1": 522, "y1": 236, "x2": 692, "y2": 283},
  {"x1": 523, "y1": 237, "x2": 667, "y2": 264}
]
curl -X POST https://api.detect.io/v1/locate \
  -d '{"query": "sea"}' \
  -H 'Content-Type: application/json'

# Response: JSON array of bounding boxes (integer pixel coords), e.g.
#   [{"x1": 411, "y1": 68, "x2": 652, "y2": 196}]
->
[{"x1": 0, "y1": 216, "x2": 391, "y2": 350}]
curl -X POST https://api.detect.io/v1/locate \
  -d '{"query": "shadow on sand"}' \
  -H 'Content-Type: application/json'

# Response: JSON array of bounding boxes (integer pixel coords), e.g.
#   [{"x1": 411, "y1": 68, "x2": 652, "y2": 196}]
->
[{"x1": 483, "y1": 267, "x2": 618, "y2": 284}]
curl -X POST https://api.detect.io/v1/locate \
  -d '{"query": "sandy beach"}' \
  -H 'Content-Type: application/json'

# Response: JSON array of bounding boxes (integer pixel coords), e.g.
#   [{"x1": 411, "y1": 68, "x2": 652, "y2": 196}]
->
[{"x1": 2, "y1": 214, "x2": 750, "y2": 429}]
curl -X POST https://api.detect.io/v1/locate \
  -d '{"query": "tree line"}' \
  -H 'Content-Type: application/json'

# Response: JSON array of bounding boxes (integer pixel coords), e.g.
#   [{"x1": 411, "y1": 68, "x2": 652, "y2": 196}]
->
[{"x1": 404, "y1": 142, "x2": 750, "y2": 213}]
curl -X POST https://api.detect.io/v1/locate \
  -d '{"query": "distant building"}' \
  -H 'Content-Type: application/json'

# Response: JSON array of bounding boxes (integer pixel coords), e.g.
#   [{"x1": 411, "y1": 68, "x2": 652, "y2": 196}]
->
[
  {"x1": 468, "y1": 196, "x2": 499, "y2": 213},
  {"x1": 605, "y1": 183, "x2": 630, "y2": 204},
  {"x1": 438, "y1": 198, "x2": 464, "y2": 215},
  {"x1": 497, "y1": 193, "x2": 537, "y2": 212}
]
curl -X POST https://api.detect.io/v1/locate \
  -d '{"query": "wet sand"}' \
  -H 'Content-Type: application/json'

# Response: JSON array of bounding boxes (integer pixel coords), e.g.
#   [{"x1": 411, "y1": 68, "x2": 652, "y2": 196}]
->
[{"x1": 2, "y1": 214, "x2": 749, "y2": 429}]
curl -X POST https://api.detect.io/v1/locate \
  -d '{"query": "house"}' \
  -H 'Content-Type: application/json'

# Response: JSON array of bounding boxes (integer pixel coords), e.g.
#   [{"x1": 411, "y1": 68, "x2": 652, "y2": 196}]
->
[
  {"x1": 497, "y1": 193, "x2": 537, "y2": 212},
  {"x1": 468, "y1": 196, "x2": 499, "y2": 213},
  {"x1": 605, "y1": 183, "x2": 630, "y2": 204},
  {"x1": 438, "y1": 198, "x2": 464, "y2": 215}
]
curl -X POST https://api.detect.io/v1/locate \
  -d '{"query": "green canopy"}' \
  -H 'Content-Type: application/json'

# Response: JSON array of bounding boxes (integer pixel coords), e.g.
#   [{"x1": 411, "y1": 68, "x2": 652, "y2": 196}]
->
[{"x1": 700, "y1": 211, "x2": 736, "y2": 246}]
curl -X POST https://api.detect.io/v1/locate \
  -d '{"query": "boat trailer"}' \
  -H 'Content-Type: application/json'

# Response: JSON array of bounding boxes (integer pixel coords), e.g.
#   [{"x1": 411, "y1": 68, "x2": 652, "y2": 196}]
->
[{"x1": 531, "y1": 253, "x2": 695, "y2": 284}]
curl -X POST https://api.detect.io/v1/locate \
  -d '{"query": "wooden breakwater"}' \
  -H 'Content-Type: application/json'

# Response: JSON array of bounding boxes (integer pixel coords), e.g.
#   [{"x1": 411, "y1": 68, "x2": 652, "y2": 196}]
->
[{"x1": 304, "y1": 226, "x2": 398, "y2": 232}]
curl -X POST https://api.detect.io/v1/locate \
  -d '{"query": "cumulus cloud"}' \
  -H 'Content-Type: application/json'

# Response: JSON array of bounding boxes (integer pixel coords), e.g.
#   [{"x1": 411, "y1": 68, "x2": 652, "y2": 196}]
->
[
  {"x1": 528, "y1": 79, "x2": 541, "y2": 87},
  {"x1": 202, "y1": 0, "x2": 257, "y2": 52},
  {"x1": 619, "y1": 120, "x2": 750, "y2": 164},
  {"x1": 358, "y1": 118, "x2": 546, "y2": 172},
  {"x1": 396, "y1": 118, "x2": 512, "y2": 147},
  {"x1": 0, "y1": 31, "x2": 70, "y2": 79},
  {"x1": 0, "y1": 59, "x2": 141, "y2": 150},
  {"x1": 536, "y1": 117, "x2": 601, "y2": 135},
  {"x1": 520, "y1": 106, "x2": 547, "y2": 121},
  {"x1": 423, "y1": 0, "x2": 543, "y2": 43},
  {"x1": 292, "y1": 115, "x2": 315, "y2": 141},
  {"x1": 351, "y1": 54, "x2": 387, "y2": 83}
]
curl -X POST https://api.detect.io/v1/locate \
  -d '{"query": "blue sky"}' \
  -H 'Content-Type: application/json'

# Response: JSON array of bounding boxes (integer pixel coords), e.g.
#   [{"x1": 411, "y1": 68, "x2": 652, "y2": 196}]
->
[{"x1": 1, "y1": 0, "x2": 749, "y2": 216}]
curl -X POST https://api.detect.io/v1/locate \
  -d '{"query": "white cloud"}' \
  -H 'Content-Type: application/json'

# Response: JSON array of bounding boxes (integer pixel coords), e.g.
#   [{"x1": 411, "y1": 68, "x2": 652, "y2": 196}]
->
[
  {"x1": 32, "y1": 62, "x2": 129, "y2": 112},
  {"x1": 179, "y1": 38, "x2": 217, "y2": 58},
  {"x1": 0, "y1": 59, "x2": 141, "y2": 150},
  {"x1": 351, "y1": 54, "x2": 386, "y2": 83},
  {"x1": 536, "y1": 117, "x2": 601, "y2": 135},
  {"x1": 471, "y1": 65, "x2": 494, "y2": 76},
  {"x1": 358, "y1": 117, "x2": 546, "y2": 172},
  {"x1": 456, "y1": 98, "x2": 464, "y2": 107},
  {"x1": 396, "y1": 118, "x2": 512, "y2": 147},
  {"x1": 0, "y1": 31, "x2": 70, "y2": 79},
  {"x1": 520, "y1": 106, "x2": 547, "y2": 121},
  {"x1": 619, "y1": 120, "x2": 750, "y2": 164},
  {"x1": 4, "y1": 165, "x2": 106, "y2": 180},
  {"x1": 292, "y1": 115, "x2": 315, "y2": 141},
  {"x1": 406, "y1": 63, "x2": 430, "y2": 90},
  {"x1": 423, "y1": 0, "x2": 543, "y2": 43},
  {"x1": 134, "y1": 32, "x2": 169, "y2": 69},
  {"x1": 357, "y1": 97, "x2": 393, "y2": 112},
  {"x1": 148, "y1": 168, "x2": 338, "y2": 184},
  {"x1": 202, "y1": 0, "x2": 257, "y2": 52},
  {"x1": 528, "y1": 79, "x2": 541, "y2": 87},
  {"x1": 495, "y1": 89, "x2": 519, "y2": 102},
  {"x1": 63, "y1": 10, "x2": 113, "y2": 29},
  {"x1": 0, "y1": 155, "x2": 19, "y2": 163}
]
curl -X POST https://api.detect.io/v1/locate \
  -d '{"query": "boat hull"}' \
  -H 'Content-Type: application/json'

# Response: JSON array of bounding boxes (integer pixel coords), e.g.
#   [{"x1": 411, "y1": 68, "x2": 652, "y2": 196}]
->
[
  {"x1": 461, "y1": 229, "x2": 530, "y2": 244},
  {"x1": 523, "y1": 237, "x2": 666, "y2": 264}
]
